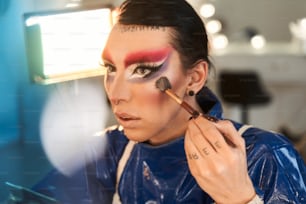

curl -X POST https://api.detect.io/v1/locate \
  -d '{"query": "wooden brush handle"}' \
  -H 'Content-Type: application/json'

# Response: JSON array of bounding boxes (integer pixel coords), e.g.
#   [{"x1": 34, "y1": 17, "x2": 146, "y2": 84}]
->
[
  {"x1": 181, "y1": 101, "x2": 200, "y2": 118},
  {"x1": 165, "y1": 89, "x2": 218, "y2": 122}
]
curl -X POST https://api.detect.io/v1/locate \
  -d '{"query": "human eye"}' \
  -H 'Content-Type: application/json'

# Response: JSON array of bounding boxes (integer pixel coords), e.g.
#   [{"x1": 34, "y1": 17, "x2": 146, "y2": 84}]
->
[
  {"x1": 101, "y1": 62, "x2": 116, "y2": 75},
  {"x1": 129, "y1": 63, "x2": 163, "y2": 79}
]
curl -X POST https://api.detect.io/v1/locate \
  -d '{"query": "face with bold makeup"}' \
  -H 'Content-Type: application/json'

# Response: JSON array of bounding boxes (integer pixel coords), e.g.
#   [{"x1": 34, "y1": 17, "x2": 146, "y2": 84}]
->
[{"x1": 102, "y1": 24, "x2": 193, "y2": 145}]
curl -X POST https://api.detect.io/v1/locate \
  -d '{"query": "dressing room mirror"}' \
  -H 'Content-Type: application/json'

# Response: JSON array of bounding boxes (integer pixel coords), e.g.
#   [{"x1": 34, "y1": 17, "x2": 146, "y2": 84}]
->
[{"x1": 188, "y1": 0, "x2": 306, "y2": 42}]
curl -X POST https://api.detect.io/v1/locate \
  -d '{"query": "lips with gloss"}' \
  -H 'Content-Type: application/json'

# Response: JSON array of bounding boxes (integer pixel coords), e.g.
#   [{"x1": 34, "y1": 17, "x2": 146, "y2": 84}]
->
[{"x1": 115, "y1": 112, "x2": 141, "y2": 128}]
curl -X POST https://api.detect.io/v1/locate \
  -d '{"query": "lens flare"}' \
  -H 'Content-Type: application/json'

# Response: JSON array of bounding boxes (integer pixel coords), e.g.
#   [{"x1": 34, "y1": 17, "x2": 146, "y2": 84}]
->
[{"x1": 40, "y1": 79, "x2": 109, "y2": 175}]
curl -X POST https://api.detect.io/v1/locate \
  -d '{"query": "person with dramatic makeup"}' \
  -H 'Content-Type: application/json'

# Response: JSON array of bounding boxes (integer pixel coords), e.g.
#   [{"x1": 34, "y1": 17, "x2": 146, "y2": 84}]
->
[{"x1": 32, "y1": 0, "x2": 305, "y2": 203}]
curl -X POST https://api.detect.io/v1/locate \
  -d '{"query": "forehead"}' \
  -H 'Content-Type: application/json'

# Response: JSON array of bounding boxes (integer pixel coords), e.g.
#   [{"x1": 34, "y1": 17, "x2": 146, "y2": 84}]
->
[{"x1": 102, "y1": 24, "x2": 173, "y2": 61}]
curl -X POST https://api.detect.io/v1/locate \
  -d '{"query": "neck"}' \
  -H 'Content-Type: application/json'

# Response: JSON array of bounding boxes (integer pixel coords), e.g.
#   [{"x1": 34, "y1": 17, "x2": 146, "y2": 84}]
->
[{"x1": 148, "y1": 109, "x2": 191, "y2": 146}]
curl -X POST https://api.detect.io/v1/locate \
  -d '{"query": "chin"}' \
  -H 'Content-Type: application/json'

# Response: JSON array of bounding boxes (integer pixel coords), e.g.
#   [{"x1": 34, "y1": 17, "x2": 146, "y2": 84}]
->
[{"x1": 123, "y1": 128, "x2": 151, "y2": 143}]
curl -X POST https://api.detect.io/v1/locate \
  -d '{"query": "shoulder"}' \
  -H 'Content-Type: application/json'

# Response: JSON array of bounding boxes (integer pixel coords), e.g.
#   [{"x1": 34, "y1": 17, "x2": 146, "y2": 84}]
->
[
  {"x1": 239, "y1": 126, "x2": 306, "y2": 202},
  {"x1": 85, "y1": 125, "x2": 129, "y2": 162},
  {"x1": 242, "y1": 126, "x2": 293, "y2": 151},
  {"x1": 239, "y1": 125, "x2": 300, "y2": 164},
  {"x1": 232, "y1": 121, "x2": 304, "y2": 172},
  {"x1": 92, "y1": 125, "x2": 128, "y2": 146},
  {"x1": 230, "y1": 121, "x2": 294, "y2": 153}
]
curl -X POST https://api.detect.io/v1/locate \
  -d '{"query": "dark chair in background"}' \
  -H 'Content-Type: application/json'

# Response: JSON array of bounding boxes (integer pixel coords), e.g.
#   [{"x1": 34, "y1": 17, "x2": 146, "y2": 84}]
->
[{"x1": 218, "y1": 70, "x2": 271, "y2": 124}]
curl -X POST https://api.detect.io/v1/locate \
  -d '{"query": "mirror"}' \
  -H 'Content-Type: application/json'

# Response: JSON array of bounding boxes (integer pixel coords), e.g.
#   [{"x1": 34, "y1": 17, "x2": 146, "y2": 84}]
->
[{"x1": 189, "y1": 0, "x2": 306, "y2": 42}]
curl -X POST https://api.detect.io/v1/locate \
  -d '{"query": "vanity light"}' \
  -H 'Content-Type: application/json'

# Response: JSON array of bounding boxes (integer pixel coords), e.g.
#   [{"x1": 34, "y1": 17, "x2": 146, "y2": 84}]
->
[
  {"x1": 212, "y1": 34, "x2": 228, "y2": 49},
  {"x1": 24, "y1": 7, "x2": 112, "y2": 84},
  {"x1": 111, "y1": 8, "x2": 120, "y2": 25},
  {"x1": 66, "y1": 0, "x2": 82, "y2": 8},
  {"x1": 300, "y1": 18, "x2": 306, "y2": 28},
  {"x1": 200, "y1": 3, "x2": 215, "y2": 18},
  {"x1": 251, "y1": 35, "x2": 266, "y2": 49},
  {"x1": 65, "y1": 3, "x2": 80, "y2": 8},
  {"x1": 206, "y1": 19, "x2": 222, "y2": 34}
]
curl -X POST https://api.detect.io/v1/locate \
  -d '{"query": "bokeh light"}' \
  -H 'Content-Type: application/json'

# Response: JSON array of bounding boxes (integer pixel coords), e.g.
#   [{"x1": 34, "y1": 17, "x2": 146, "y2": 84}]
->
[
  {"x1": 200, "y1": 3, "x2": 215, "y2": 18},
  {"x1": 206, "y1": 19, "x2": 222, "y2": 34},
  {"x1": 251, "y1": 35, "x2": 266, "y2": 49},
  {"x1": 211, "y1": 34, "x2": 228, "y2": 49}
]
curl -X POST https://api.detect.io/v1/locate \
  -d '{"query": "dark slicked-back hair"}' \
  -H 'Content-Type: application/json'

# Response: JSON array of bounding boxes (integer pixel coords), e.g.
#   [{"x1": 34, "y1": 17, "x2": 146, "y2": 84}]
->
[{"x1": 117, "y1": 0, "x2": 211, "y2": 71}]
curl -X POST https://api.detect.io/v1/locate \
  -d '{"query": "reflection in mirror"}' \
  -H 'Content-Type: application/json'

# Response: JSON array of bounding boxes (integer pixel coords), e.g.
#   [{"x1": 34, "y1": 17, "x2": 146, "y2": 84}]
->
[
  {"x1": 188, "y1": 0, "x2": 306, "y2": 53},
  {"x1": 190, "y1": 0, "x2": 306, "y2": 42}
]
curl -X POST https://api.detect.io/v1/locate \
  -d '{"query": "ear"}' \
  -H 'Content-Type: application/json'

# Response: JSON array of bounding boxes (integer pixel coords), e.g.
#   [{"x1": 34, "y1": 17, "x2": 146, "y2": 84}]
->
[{"x1": 186, "y1": 60, "x2": 209, "y2": 93}]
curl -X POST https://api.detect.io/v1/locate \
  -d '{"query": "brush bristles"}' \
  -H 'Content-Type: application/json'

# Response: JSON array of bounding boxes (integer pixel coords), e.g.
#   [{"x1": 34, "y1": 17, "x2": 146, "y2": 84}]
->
[{"x1": 155, "y1": 77, "x2": 172, "y2": 92}]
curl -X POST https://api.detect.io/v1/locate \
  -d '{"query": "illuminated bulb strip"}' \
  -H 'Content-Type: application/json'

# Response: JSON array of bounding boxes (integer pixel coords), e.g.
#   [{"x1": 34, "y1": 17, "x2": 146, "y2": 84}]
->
[
  {"x1": 251, "y1": 35, "x2": 266, "y2": 49},
  {"x1": 66, "y1": 3, "x2": 79, "y2": 8},
  {"x1": 212, "y1": 34, "x2": 228, "y2": 49},
  {"x1": 200, "y1": 3, "x2": 215, "y2": 18},
  {"x1": 206, "y1": 19, "x2": 222, "y2": 34}
]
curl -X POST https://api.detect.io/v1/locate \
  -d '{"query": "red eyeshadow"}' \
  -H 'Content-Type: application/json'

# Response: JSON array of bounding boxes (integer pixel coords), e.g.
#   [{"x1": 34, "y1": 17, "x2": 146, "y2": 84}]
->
[
  {"x1": 102, "y1": 49, "x2": 113, "y2": 63},
  {"x1": 124, "y1": 47, "x2": 171, "y2": 67}
]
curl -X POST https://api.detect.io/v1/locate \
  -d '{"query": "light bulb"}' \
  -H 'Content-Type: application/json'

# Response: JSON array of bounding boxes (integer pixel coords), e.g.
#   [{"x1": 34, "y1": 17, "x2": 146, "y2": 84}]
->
[
  {"x1": 251, "y1": 35, "x2": 266, "y2": 49},
  {"x1": 212, "y1": 34, "x2": 228, "y2": 49},
  {"x1": 206, "y1": 19, "x2": 222, "y2": 34},
  {"x1": 200, "y1": 3, "x2": 215, "y2": 18}
]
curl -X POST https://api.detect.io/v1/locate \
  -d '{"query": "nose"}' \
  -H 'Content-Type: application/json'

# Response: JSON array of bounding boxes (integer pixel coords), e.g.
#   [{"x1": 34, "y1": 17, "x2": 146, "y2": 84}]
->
[{"x1": 105, "y1": 74, "x2": 130, "y2": 106}]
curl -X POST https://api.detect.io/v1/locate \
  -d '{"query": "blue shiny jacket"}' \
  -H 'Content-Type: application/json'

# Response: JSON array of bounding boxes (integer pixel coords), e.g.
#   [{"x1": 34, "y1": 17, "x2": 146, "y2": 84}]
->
[{"x1": 33, "y1": 87, "x2": 306, "y2": 204}]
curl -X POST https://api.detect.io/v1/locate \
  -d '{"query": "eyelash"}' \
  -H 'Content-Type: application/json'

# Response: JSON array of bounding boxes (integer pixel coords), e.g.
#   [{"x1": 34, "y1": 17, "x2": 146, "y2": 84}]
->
[
  {"x1": 102, "y1": 62, "x2": 163, "y2": 79},
  {"x1": 102, "y1": 63, "x2": 116, "y2": 74},
  {"x1": 132, "y1": 63, "x2": 163, "y2": 78}
]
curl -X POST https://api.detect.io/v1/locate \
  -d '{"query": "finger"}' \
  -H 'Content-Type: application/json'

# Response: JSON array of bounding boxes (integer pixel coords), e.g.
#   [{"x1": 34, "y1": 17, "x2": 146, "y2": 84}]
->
[
  {"x1": 190, "y1": 116, "x2": 230, "y2": 154},
  {"x1": 185, "y1": 129, "x2": 207, "y2": 162},
  {"x1": 187, "y1": 117, "x2": 217, "y2": 156},
  {"x1": 214, "y1": 120, "x2": 245, "y2": 150}
]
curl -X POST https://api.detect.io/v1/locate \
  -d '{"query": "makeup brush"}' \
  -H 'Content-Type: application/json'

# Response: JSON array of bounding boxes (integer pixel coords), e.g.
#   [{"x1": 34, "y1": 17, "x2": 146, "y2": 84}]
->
[{"x1": 155, "y1": 76, "x2": 218, "y2": 122}]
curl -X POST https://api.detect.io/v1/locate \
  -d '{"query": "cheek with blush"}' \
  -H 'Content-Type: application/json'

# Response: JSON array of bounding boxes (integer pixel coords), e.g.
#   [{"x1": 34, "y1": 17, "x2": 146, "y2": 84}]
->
[
  {"x1": 136, "y1": 87, "x2": 178, "y2": 120},
  {"x1": 167, "y1": 75, "x2": 187, "y2": 98},
  {"x1": 134, "y1": 86, "x2": 164, "y2": 109},
  {"x1": 132, "y1": 81, "x2": 173, "y2": 118}
]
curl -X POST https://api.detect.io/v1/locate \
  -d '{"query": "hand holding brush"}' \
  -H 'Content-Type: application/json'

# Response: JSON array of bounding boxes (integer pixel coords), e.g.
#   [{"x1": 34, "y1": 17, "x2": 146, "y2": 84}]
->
[{"x1": 155, "y1": 76, "x2": 218, "y2": 122}]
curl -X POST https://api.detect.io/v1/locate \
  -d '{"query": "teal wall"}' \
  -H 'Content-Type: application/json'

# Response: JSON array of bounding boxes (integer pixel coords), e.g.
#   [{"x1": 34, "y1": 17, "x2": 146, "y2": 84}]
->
[
  {"x1": 0, "y1": 0, "x2": 114, "y2": 203},
  {"x1": 0, "y1": 1, "x2": 112, "y2": 201},
  {"x1": 0, "y1": 0, "x2": 20, "y2": 143},
  {"x1": 0, "y1": 1, "x2": 52, "y2": 201},
  {"x1": 0, "y1": 0, "x2": 52, "y2": 141}
]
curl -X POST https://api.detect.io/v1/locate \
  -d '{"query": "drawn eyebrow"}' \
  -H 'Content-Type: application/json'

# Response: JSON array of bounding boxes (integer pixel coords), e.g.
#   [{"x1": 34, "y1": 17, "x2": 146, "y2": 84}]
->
[
  {"x1": 101, "y1": 49, "x2": 113, "y2": 64},
  {"x1": 124, "y1": 47, "x2": 171, "y2": 68}
]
